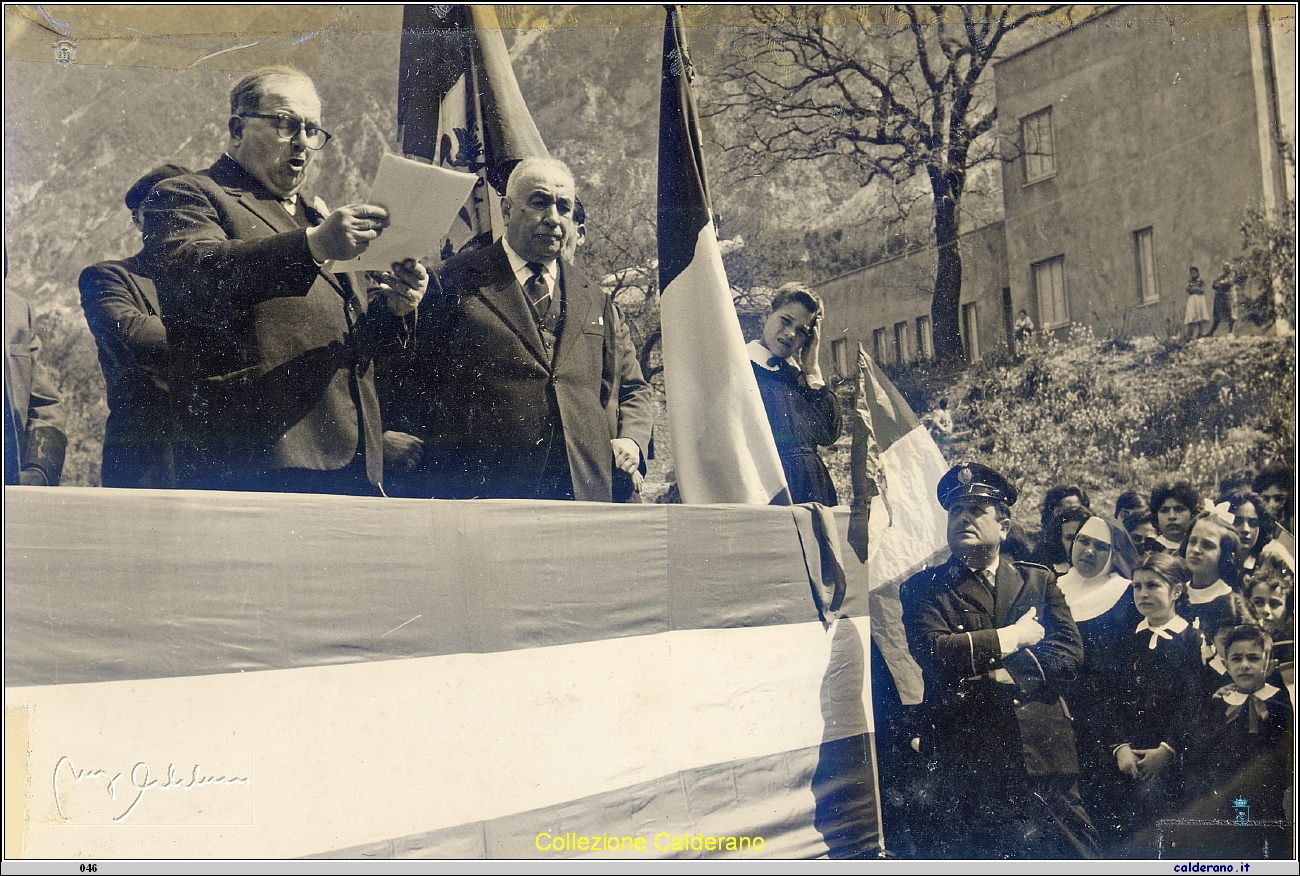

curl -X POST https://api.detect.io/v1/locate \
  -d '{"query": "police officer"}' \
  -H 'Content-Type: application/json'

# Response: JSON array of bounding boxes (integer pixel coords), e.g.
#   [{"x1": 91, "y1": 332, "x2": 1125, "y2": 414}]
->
[{"x1": 899, "y1": 463, "x2": 1099, "y2": 858}]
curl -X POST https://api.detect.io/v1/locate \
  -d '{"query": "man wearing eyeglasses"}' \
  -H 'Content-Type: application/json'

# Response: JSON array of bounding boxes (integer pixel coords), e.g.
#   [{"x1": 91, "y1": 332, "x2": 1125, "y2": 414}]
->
[{"x1": 142, "y1": 69, "x2": 427, "y2": 495}]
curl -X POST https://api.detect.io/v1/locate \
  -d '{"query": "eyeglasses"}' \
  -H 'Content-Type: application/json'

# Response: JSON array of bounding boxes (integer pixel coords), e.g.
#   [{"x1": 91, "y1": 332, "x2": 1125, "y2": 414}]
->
[{"x1": 240, "y1": 113, "x2": 332, "y2": 149}]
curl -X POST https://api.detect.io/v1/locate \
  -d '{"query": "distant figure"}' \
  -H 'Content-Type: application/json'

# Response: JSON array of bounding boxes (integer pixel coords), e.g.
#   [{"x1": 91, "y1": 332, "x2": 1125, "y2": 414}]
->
[
  {"x1": 928, "y1": 398, "x2": 953, "y2": 442},
  {"x1": 1183, "y1": 266, "x2": 1211, "y2": 340},
  {"x1": 1114, "y1": 490, "x2": 1149, "y2": 525},
  {"x1": 1210, "y1": 262, "x2": 1238, "y2": 336},
  {"x1": 1041, "y1": 483, "x2": 1092, "y2": 533},
  {"x1": 1014, "y1": 308, "x2": 1034, "y2": 352},
  {"x1": 1253, "y1": 462, "x2": 1295, "y2": 558},
  {"x1": 80, "y1": 164, "x2": 189, "y2": 488},
  {"x1": 5, "y1": 286, "x2": 67, "y2": 486}
]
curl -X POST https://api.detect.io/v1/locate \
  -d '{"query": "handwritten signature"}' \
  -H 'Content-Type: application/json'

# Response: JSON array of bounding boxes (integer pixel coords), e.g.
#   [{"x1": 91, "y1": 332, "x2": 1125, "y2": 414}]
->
[{"x1": 53, "y1": 757, "x2": 250, "y2": 823}]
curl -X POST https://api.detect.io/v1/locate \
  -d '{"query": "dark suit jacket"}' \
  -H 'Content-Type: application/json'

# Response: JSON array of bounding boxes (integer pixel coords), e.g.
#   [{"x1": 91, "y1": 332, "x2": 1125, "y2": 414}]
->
[
  {"x1": 900, "y1": 555, "x2": 1084, "y2": 781},
  {"x1": 383, "y1": 240, "x2": 653, "y2": 502},
  {"x1": 142, "y1": 156, "x2": 409, "y2": 490},
  {"x1": 4, "y1": 288, "x2": 67, "y2": 485},
  {"x1": 79, "y1": 256, "x2": 173, "y2": 487}
]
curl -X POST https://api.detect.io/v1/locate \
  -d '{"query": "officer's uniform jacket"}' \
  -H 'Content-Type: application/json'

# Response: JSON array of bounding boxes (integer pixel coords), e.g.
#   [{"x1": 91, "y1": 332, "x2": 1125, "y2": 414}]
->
[{"x1": 900, "y1": 555, "x2": 1084, "y2": 781}]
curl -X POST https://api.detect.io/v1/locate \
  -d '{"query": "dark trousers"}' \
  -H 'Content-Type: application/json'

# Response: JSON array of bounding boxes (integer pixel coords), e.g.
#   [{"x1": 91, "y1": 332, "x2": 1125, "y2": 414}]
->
[{"x1": 915, "y1": 770, "x2": 1100, "y2": 859}]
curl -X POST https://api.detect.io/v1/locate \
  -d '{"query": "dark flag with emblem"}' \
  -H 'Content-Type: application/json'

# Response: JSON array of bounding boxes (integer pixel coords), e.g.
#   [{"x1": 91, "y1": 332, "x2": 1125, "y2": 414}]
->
[
  {"x1": 656, "y1": 6, "x2": 788, "y2": 505},
  {"x1": 398, "y1": 4, "x2": 548, "y2": 258}
]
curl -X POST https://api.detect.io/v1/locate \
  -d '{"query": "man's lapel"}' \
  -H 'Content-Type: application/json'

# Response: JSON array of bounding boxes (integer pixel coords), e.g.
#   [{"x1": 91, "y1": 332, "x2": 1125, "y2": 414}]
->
[
  {"x1": 210, "y1": 154, "x2": 304, "y2": 236},
  {"x1": 231, "y1": 191, "x2": 299, "y2": 235},
  {"x1": 553, "y1": 260, "x2": 600, "y2": 371},
  {"x1": 474, "y1": 246, "x2": 551, "y2": 367},
  {"x1": 993, "y1": 560, "x2": 1025, "y2": 627},
  {"x1": 946, "y1": 558, "x2": 995, "y2": 617}
]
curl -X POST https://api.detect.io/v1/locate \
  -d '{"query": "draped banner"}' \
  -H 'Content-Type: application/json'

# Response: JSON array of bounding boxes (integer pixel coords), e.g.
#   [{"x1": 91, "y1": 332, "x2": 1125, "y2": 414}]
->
[{"x1": 4, "y1": 487, "x2": 882, "y2": 859}]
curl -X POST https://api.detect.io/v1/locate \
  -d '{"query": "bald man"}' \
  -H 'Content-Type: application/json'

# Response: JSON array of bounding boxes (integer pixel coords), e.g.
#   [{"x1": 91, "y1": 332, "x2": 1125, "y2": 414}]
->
[{"x1": 382, "y1": 158, "x2": 653, "y2": 502}]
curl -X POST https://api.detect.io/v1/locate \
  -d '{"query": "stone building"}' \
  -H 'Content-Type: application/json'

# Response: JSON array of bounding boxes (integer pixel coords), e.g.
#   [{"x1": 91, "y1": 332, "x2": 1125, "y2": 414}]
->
[{"x1": 816, "y1": 4, "x2": 1294, "y2": 371}]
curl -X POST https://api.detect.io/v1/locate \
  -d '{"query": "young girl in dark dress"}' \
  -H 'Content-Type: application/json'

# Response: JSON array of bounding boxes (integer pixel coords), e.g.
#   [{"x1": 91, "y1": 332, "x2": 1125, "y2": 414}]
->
[
  {"x1": 747, "y1": 283, "x2": 841, "y2": 505},
  {"x1": 1107, "y1": 554, "x2": 1201, "y2": 854},
  {"x1": 1182, "y1": 512, "x2": 1251, "y2": 692}
]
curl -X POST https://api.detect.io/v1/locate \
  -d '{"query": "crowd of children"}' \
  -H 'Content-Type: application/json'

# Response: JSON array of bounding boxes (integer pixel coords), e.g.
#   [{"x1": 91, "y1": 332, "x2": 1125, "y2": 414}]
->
[{"x1": 1027, "y1": 461, "x2": 1294, "y2": 854}]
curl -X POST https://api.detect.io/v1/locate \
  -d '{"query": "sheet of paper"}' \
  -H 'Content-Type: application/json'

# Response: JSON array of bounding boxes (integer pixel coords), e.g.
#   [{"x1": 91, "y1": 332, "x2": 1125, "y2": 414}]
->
[{"x1": 343, "y1": 153, "x2": 478, "y2": 272}]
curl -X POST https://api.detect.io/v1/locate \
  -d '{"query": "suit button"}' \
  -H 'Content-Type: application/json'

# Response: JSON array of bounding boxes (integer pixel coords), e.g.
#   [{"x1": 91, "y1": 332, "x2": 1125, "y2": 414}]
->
[
  {"x1": 957, "y1": 625, "x2": 964, "y2": 631},
  {"x1": 1013, "y1": 699, "x2": 1021, "y2": 706}
]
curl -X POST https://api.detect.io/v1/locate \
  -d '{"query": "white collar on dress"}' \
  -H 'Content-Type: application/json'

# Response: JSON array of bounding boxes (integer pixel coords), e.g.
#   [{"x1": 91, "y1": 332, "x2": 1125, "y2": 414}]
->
[
  {"x1": 1135, "y1": 614, "x2": 1189, "y2": 648},
  {"x1": 747, "y1": 339, "x2": 790, "y2": 371},
  {"x1": 1057, "y1": 569, "x2": 1132, "y2": 622},
  {"x1": 1188, "y1": 579, "x2": 1232, "y2": 604},
  {"x1": 1136, "y1": 615, "x2": 1189, "y2": 635}
]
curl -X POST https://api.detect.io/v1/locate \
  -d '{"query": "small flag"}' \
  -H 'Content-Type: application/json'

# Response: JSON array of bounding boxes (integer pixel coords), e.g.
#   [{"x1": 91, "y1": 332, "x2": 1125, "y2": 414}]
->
[
  {"x1": 848, "y1": 344, "x2": 949, "y2": 704},
  {"x1": 398, "y1": 5, "x2": 548, "y2": 258},
  {"x1": 656, "y1": 6, "x2": 789, "y2": 505}
]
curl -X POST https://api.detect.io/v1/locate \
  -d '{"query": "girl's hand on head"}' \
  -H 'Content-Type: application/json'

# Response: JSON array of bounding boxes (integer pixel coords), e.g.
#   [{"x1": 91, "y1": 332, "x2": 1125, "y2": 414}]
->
[{"x1": 799, "y1": 314, "x2": 824, "y2": 387}]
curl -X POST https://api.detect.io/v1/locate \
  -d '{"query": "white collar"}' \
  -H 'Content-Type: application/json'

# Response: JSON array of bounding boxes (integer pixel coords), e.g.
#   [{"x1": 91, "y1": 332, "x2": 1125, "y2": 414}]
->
[
  {"x1": 748, "y1": 339, "x2": 789, "y2": 371},
  {"x1": 1136, "y1": 613, "x2": 1189, "y2": 649},
  {"x1": 1057, "y1": 569, "x2": 1131, "y2": 622},
  {"x1": 1221, "y1": 683, "x2": 1281, "y2": 705},
  {"x1": 502, "y1": 239, "x2": 558, "y2": 288},
  {"x1": 1189, "y1": 579, "x2": 1232, "y2": 604},
  {"x1": 1136, "y1": 615, "x2": 1189, "y2": 635},
  {"x1": 963, "y1": 556, "x2": 999, "y2": 582}
]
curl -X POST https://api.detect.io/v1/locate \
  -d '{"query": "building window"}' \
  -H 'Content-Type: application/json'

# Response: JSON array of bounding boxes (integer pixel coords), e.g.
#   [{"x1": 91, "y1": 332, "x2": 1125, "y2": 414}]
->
[
  {"x1": 1022, "y1": 107, "x2": 1055, "y2": 183},
  {"x1": 1134, "y1": 227, "x2": 1159, "y2": 304},
  {"x1": 894, "y1": 321, "x2": 910, "y2": 364},
  {"x1": 1032, "y1": 255, "x2": 1069, "y2": 329},
  {"x1": 830, "y1": 337, "x2": 852, "y2": 379},
  {"x1": 872, "y1": 327, "x2": 889, "y2": 365},
  {"x1": 916, "y1": 316, "x2": 933, "y2": 360},
  {"x1": 962, "y1": 302, "x2": 980, "y2": 361}
]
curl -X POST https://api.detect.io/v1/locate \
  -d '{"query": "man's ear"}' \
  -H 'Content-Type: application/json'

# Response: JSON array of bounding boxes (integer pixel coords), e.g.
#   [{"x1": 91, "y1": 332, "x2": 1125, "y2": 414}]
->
[
  {"x1": 500, "y1": 196, "x2": 512, "y2": 224},
  {"x1": 228, "y1": 115, "x2": 244, "y2": 142},
  {"x1": 998, "y1": 516, "x2": 1012, "y2": 542}
]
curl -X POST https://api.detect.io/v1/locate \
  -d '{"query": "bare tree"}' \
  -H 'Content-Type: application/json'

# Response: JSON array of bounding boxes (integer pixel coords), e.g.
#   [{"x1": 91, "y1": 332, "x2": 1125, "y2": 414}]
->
[{"x1": 712, "y1": 5, "x2": 1067, "y2": 363}]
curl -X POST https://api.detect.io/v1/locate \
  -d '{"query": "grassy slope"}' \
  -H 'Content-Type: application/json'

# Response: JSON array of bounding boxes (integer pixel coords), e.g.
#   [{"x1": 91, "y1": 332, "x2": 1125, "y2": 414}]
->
[{"x1": 811, "y1": 331, "x2": 1295, "y2": 523}]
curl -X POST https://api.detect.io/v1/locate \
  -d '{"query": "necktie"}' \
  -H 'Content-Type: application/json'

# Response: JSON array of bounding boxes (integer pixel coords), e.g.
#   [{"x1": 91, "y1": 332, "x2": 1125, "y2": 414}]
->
[{"x1": 525, "y1": 262, "x2": 551, "y2": 320}]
